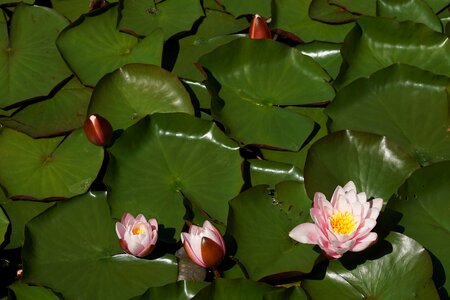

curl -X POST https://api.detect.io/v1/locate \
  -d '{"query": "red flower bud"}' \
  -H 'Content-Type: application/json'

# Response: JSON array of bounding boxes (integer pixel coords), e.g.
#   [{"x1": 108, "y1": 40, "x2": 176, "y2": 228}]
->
[
  {"x1": 249, "y1": 15, "x2": 272, "y2": 40},
  {"x1": 83, "y1": 114, "x2": 113, "y2": 147}
]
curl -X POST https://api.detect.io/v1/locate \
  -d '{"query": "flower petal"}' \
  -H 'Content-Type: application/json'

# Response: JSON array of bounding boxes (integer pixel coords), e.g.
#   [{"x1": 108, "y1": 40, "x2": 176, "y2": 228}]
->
[
  {"x1": 351, "y1": 232, "x2": 377, "y2": 252},
  {"x1": 289, "y1": 223, "x2": 319, "y2": 244}
]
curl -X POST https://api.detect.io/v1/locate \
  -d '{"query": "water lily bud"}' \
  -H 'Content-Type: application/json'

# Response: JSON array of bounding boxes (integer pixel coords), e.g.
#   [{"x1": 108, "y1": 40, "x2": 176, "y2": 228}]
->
[
  {"x1": 83, "y1": 114, "x2": 112, "y2": 146},
  {"x1": 289, "y1": 181, "x2": 383, "y2": 259},
  {"x1": 249, "y1": 14, "x2": 272, "y2": 39},
  {"x1": 115, "y1": 213, "x2": 158, "y2": 257},
  {"x1": 181, "y1": 220, "x2": 226, "y2": 268}
]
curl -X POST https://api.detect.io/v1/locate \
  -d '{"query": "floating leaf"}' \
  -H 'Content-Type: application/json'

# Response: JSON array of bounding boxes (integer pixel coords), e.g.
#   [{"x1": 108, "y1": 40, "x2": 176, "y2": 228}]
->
[
  {"x1": 302, "y1": 232, "x2": 439, "y2": 300},
  {"x1": 22, "y1": 192, "x2": 178, "y2": 300},
  {"x1": 219, "y1": 0, "x2": 271, "y2": 17},
  {"x1": 200, "y1": 38, "x2": 332, "y2": 150},
  {"x1": 297, "y1": 42, "x2": 343, "y2": 79},
  {"x1": 88, "y1": 64, "x2": 194, "y2": 130},
  {"x1": 271, "y1": 0, "x2": 354, "y2": 43},
  {"x1": 304, "y1": 130, "x2": 419, "y2": 201},
  {"x1": 335, "y1": 16, "x2": 450, "y2": 89},
  {"x1": 8, "y1": 282, "x2": 59, "y2": 300},
  {"x1": 387, "y1": 161, "x2": 450, "y2": 294},
  {"x1": 329, "y1": 0, "x2": 376, "y2": 15},
  {"x1": 106, "y1": 113, "x2": 243, "y2": 241},
  {"x1": 0, "y1": 128, "x2": 104, "y2": 199},
  {"x1": 326, "y1": 64, "x2": 450, "y2": 164},
  {"x1": 0, "y1": 4, "x2": 71, "y2": 107},
  {"x1": 132, "y1": 281, "x2": 209, "y2": 300},
  {"x1": 309, "y1": 0, "x2": 355, "y2": 24},
  {"x1": 227, "y1": 182, "x2": 317, "y2": 280},
  {"x1": 249, "y1": 159, "x2": 303, "y2": 187},
  {"x1": 0, "y1": 205, "x2": 8, "y2": 246},
  {"x1": 52, "y1": 0, "x2": 118, "y2": 21},
  {"x1": 118, "y1": 0, "x2": 203, "y2": 39},
  {"x1": 1, "y1": 78, "x2": 91, "y2": 138},
  {"x1": 57, "y1": 4, "x2": 163, "y2": 86}
]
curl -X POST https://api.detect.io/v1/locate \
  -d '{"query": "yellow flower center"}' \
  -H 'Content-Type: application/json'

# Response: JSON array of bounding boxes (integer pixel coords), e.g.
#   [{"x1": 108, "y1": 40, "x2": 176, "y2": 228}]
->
[
  {"x1": 132, "y1": 224, "x2": 146, "y2": 235},
  {"x1": 330, "y1": 211, "x2": 357, "y2": 235}
]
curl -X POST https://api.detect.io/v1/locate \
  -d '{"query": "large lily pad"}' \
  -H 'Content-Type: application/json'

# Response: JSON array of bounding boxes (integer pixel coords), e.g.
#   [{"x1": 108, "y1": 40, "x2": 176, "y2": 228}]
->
[
  {"x1": 219, "y1": 0, "x2": 271, "y2": 17},
  {"x1": 0, "y1": 205, "x2": 7, "y2": 246},
  {"x1": 227, "y1": 182, "x2": 318, "y2": 280},
  {"x1": 88, "y1": 63, "x2": 194, "y2": 130},
  {"x1": 271, "y1": 0, "x2": 355, "y2": 43},
  {"x1": 248, "y1": 159, "x2": 303, "y2": 187},
  {"x1": 0, "y1": 128, "x2": 104, "y2": 199},
  {"x1": 377, "y1": 0, "x2": 442, "y2": 32},
  {"x1": 56, "y1": 4, "x2": 163, "y2": 86},
  {"x1": 326, "y1": 64, "x2": 450, "y2": 165},
  {"x1": 297, "y1": 42, "x2": 343, "y2": 79},
  {"x1": 1, "y1": 78, "x2": 92, "y2": 138},
  {"x1": 132, "y1": 281, "x2": 209, "y2": 300},
  {"x1": 52, "y1": 0, "x2": 118, "y2": 21},
  {"x1": 8, "y1": 282, "x2": 59, "y2": 300},
  {"x1": 387, "y1": 161, "x2": 450, "y2": 294},
  {"x1": 304, "y1": 130, "x2": 419, "y2": 201},
  {"x1": 0, "y1": 4, "x2": 71, "y2": 107},
  {"x1": 334, "y1": 16, "x2": 450, "y2": 89},
  {"x1": 200, "y1": 38, "x2": 333, "y2": 150},
  {"x1": 105, "y1": 113, "x2": 243, "y2": 241},
  {"x1": 302, "y1": 232, "x2": 439, "y2": 299},
  {"x1": 22, "y1": 192, "x2": 178, "y2": 300},
  {"x1": 118, "y1": 0, "x2": 203, "y2": 39},
  {"x1": 330, "y1": 0, "x2": 376, "y2": 15}
]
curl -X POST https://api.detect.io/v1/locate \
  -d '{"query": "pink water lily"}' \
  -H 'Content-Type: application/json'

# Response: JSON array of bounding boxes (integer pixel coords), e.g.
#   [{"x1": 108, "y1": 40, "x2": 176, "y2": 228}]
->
[
  {"x1": 181, "y1": 220, "x2": 226, "y2": 268},
  {"x1": 289, "y1": 181, "x2": 383, "y2": 259},
  {"x1": 115, "y1": 213, "x2": 158, "y2": 257}
]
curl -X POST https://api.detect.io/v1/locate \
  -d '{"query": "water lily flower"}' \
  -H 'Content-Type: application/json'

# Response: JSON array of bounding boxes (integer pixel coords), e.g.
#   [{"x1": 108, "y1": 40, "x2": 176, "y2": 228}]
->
[
  {"x1": 289, "y1": 181, "x2": 383, "y2": 259},
  {"x1": 83, "y1": 114, "x2": 113, "y2": 147},
  {"x1": 249, "y1": 14, "x2": 272, "y2": 39},
  {"x1": 181, "y1": 220, "x2": 226, "y2": 268},
  {"x1": 115, "y1": 213, "x2": 158, "y2": 257}
]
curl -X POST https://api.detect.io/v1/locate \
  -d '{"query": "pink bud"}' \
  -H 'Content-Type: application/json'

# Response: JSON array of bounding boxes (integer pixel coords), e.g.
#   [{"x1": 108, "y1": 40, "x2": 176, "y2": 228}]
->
[
  {"x1": 181, "y1": 220, "x2": 226, "y2": 268},
  {"x1": 115, "y1": 213, "x2": 158, "y2": 257},
  {"x1": 83, "y1": 114, "x2": 113, "y2": 146}
]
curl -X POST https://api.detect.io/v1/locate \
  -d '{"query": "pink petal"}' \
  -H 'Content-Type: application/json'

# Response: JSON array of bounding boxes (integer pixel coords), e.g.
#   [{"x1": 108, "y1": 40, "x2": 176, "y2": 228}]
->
[
  {"x1": 126, "y1": 236, "x2": 145, "y2": 256},
  {"x1": 135, "y1": 214, "x2": 147, "y2": 223},
  {"x1": 350, "y1": 232, "x2": 377, "y2": 252},
  {"x1": 115, "y1": 223, "x2": 126, "y2": 239},
  {"x1": 121, "y1": 212, "x2": 135, "y2": 225},
  {"x1": 181, "y1": 233, "x2": 205, "y2": 267},
  {"x1": 330, "y1": 186, "x2": 346, "y2": 206},
  {"x1": 355, "y1": 218, "x2": 377, "y2": 237},
  {"x1": 149, "y1": 218, "x2": 158, "y2": 231},
  {"x1": 357, "y1": 192, "x2": 367, "y2": 204},
  {"x1": 289, "y1": 223, "x2": 319, "y2": 244},
  {"x1": 342, "y1": 181, "x2": 356, "y2": 193}
]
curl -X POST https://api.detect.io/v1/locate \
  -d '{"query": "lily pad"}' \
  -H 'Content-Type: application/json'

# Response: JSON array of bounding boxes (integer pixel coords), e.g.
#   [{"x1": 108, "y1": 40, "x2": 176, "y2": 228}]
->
[
  {"x1": 387, "y1": 161, "x2": 450, "y2": 294},
  {"x1": 118, "y1": 0, "x2": 203, "y2": 39},
  {"x1": 302, "y1": 232, "x2": 439, "y2": 299},
  {"x1": 227, "y1": 182, "x2": 318, "y2": 280},
  {"x1": 330, "y1": 0, "x2": 376, "y2": 15},
  {"x1": 132, "y1": 281, "x2": 209, "y2": 300},
  {"x1": 304, "y1": 130, "x2": 419, "y2": 202},
  {"x1": 326, "y1": 64, "x2": 450, "y2": 165},
  {"x1": 8, "y1": 282, "x2": 59, "y2": 300},
  {"x1": 271, "y1": 0, "x2": 354, "y2": 43},
  {"x1": 22, "y1": 192, "x2": 178, "y2": 300},
  {"x1": 56, "y1": 4, "x2": 164, "y2": 86},
  {"x1": 0, "y1": 205, "x2": 8, "y2": 246},
  {"x1": 88, "y1": 63, "x2": 194, "y2": 130},
  {"x1": 1, "y1": 78, "x2": 92, "y2": 138},
  {"x1": 105, "y1": 113, "x2": 243, "y2": 241},
  {"x1": 309, "y1": 0, "x2": 355, "y2": 24},
  {"x1": 52, "y1": 0, "x2": 118, "y2": 21},
  {"x1": 377, "y1": 0, "x2": 442, "y2": 32},
  {"x1": 248, "y1": 159, "x2": 303, "y2": 187},
  {"x1": 200, "y1": 38, "x2": 332, "y2": 150},
  {"x1": 0, "y1": 128, "x2": 104, "y2": 199},
  {"x1": 0, "y1": 4, "x2": 71, "y2": 107},
  {"x1": 219, "y1": 0, "x2": 271, "y2": 17},
  {"x1": 297, "y1": 42, "x2": 343, "y2": 79},
  {"x1": 334, "y1": 16, "x2": 450, "y2": 89}
]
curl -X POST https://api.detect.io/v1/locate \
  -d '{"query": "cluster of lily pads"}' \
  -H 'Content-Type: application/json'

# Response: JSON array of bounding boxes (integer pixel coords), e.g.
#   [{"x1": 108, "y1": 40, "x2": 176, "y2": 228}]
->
[{"x1": 0, "y1": 0, "x2": 449, "y2": 299}]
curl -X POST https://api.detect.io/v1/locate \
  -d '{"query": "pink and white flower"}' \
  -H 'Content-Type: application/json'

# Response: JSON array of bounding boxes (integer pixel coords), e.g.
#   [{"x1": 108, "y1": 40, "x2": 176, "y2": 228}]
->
[
  {"x1": 115, "y1": 213, "x2": 158, "y2": 257},
  {"x1": 181, "y1": 220, "x2": 226, "y2": 268},
  {"x1": 289, "y1": 181, "x2": 383, "y2": 259}
]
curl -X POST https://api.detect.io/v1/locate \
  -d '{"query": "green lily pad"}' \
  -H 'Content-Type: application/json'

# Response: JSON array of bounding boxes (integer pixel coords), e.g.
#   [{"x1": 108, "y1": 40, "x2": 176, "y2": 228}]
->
[
  {"x1": 88, "y1": 63, "x2": 194, "y2": 130},
  {"x1": 8, "y1": 282, "x2": 59, "y2": 300},
  {"x1": 0, "y1": 128, "x2": 104, "y2": 199},
  {"x1": 304, "y1": 130, "x2": 419, "y2": 202},
  {"x1": 330, "y1": 0, "x2": 376, "y2": 15},
  {"x1": 52, "y1": 0, "x2": 118, "y2": 21},
  {"x1": 271, "y1": 0, "x2": 354, "y2": 43},
  {"x1": 132, "y1": 281, "x2": 209, "y2": 300},
  {"x1": 172, "y1": 9, "x2": 248, "y2": 81},
  {"x1": 309, "y1": 0, "x2": 355, "y2": 24},
  {"x1": 422, "y1": 0, "x2": 450, "y2": 12},
  {"x1": 387, "y1": 161, "x2": 450, "y2": 294},
  {"x1": 0, "y1": 205, "x2": 8, "y2": 246},
  {"x1": 181, "y1": 79, "x2": 211, "y2": 110},
  {"x1": 200, "y1": 38, "x2": 332, "y2": 150},
  {"x1": 0, "y1": 0, "x2": 32, "y2": 3},
  {"x1": 264, "y1": 287, "x2": 309, "y2": 300},
  {"x1": 377, "y1": 0, "x2": 442, "y2": 32},
  {"x1": 105, "y1": 113, "x2": 243, "y2": 241},
  {"x1": 22, "y1": 192, "x2": 178, "y2": 300},
  {"x1": 227, "y1": 182, "x2": 318, "y2": 281},
  {"x1": 1, "y1": 78, "x2": 92, "y2": 138},
  {"x1": 0, "y1": 200, "x2": 54, "y2": 249},
  {"x1": 248, "y1": 159, "x2": 303, "y2": 187},
  {"x1": 326, "y1": 64, "x2": 450, "y2": 165},
  {"x1": 297, "y1": 42, "x2": 343, "y2": 79},
  {"x1": 302, "y1": 232, "x2": 439, "y2": 299},
  {"x1": 0, "y1": 4, "x2": 71, "y2": 107},
  {"x1": 219, "y1": 0, "x2": 271, "y2": 17},
  {"x1": 118, "y1": 0, "x2": 203, "y2": 39},
  {"x1": 334, "y1": 16, "x2": 450, "y2": 89},
  {"x1": 56, "y1": 4, "x2": 163, "y2": 86}
]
